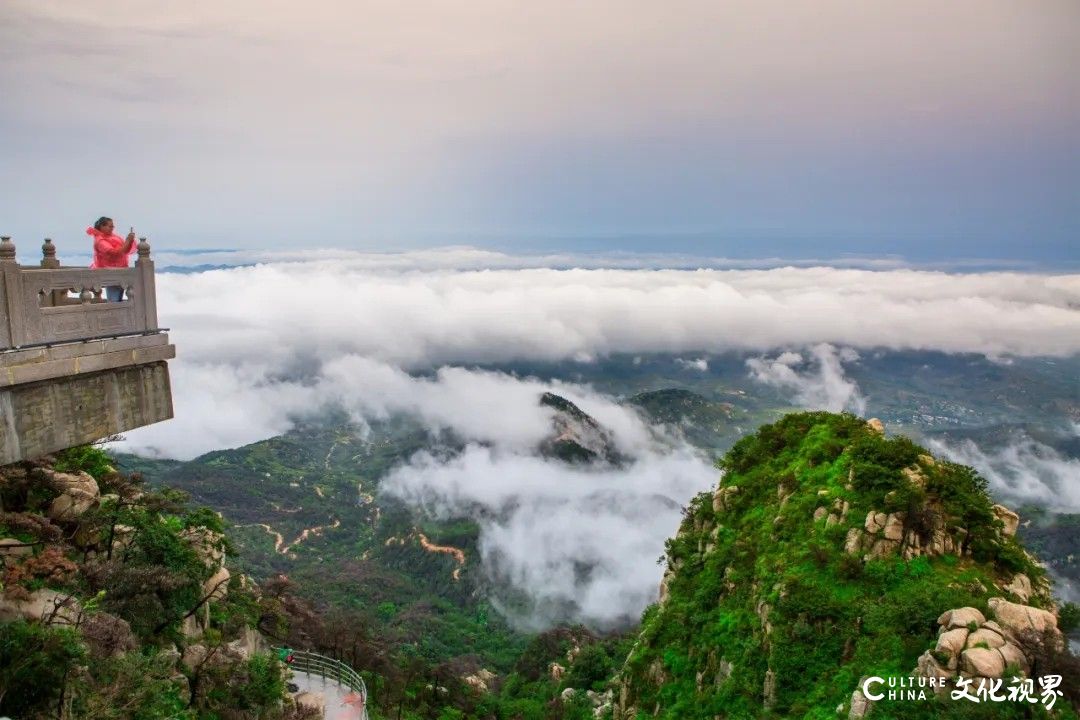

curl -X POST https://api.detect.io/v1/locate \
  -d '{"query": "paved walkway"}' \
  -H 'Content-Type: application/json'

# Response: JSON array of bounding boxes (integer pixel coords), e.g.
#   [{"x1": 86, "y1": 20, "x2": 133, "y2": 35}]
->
[{"x1": 291, "y1": 670, "x2": 367, "y2": 720}]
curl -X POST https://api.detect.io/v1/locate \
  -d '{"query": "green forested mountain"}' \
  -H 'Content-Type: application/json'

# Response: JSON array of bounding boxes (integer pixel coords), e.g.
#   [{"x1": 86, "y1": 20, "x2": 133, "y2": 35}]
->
[
  {"x1": 615, "y1": 412, "x2": 1077, "y2": 719},
  {"x1": 483, "y1": 352, "x2": 1079, "y2": 432},
  {"x1": 102, "y1": 398, "x2": 1080, "y2": 719},
  {"x1": 118, "y1": 416, "x2": 527, "y2": 671}
]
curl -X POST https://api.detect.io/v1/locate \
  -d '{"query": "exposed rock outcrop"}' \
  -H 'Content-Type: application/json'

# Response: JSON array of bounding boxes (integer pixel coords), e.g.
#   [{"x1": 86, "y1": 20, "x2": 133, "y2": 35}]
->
[
  {"x1": 463, "y1": 668, "x2": 497, "y2": 693},
  {"x1": 987, "y1": 597, "x2": 1061, "y2": 643},
  {"x1": 181, "y1": 525, "x2": 227, "y2": 570},
  {"x1": 864, "y1": 511, "x2": 886, "y2": 534},
  {"x1": 205, "y1": 566, "x2": 232, "y2": 602},
  {"x1": 1002, "y1": 573, "x2": 1033, "y2": 603},
  {"x1": 0, "y1": 537, "x2": 34, "y2": 558},
  {"x1": 912, "y1": 598, "x2": 1058, "y2": 691},
  {"x1": 0, "y1": 454, "x2": 287, "y2": 720},
  {"x1": 33, "y1": 467, "x2": 100, "y2": 522},
  {"x1": 538, "y1": 392, "x2": 623, "y2": 465},
  {"x1": 0, "y1": 588, "x2": 81, "y2": 626},
  {"x1": 763, "y1": 669, "x2": 777, "y2": 710},
  {"x1": 991, "y1": 504, "x2": 1020, "y2": 537},
  {"x1": 182, "y1": 643, "x2": 210, "y2": 671},
  {"x1": 657, "y1": 569, "x2": 674, "y2": 605},
  {"x1": 712, "y1": 485, "x2": 739, "y2": 513},
  {"x1": 960, "y1": 647, "x2": 1005, "y2": 677},
  {"x1": 848, "y1": 682, "x2": 874, "y2": 720},
  {"x1": 938, "y1": 607, "x2": 985, "y2": 630}
]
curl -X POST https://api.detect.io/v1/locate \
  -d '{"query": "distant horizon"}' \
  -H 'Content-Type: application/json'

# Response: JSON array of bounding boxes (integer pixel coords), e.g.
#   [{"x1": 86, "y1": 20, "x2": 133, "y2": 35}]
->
[{"x1": 14, "y1": 239, "x2": 1080, "y2": 274}]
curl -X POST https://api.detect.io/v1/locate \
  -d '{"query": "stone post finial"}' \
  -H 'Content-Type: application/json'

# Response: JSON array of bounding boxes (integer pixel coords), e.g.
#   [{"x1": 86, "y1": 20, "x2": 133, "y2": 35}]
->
[
  {"x1": 137, "y1": 237, "x2": 151, "y2": 260},
  {"x1": 41, "y1": 238, "x2": 60, "y2": 269},
  {"x1": 0, "y1": 236, "x2": 15, "y2": 262}
]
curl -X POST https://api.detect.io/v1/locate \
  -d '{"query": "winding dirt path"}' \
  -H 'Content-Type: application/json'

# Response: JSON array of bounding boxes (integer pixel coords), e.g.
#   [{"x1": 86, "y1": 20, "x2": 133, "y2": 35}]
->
[
  {"x1": 416, "y1": 532, "x2": 466, "y2": 581},
  {"x1": 250, "y1": 523, "x2": 286, "y2": 553},
  {"x1": 283, "y1": 518, "x2": 341, "y2": 554},
  {"x1": 245, "y1": 518, "x2": 341, "y2": 555}
]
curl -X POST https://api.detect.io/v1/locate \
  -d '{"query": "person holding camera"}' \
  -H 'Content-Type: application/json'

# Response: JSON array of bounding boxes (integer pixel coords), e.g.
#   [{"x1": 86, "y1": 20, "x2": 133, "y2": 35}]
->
[{"x1": 87, "y1": 216, "x2": 137, "y2": 301}]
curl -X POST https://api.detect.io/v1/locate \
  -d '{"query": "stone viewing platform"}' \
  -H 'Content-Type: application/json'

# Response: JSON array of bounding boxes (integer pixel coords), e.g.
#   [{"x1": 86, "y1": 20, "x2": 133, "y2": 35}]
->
[{"x1": 0, "y1": 235, "x2": 175, "y2": 464}]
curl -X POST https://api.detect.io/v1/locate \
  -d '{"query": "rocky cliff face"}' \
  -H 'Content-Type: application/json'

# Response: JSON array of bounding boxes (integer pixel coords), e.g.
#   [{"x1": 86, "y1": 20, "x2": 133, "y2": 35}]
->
[
  {"x1": 0, "y1": 450, "x2": 296, "y2": 719},
  {"x1": 614, "y1": 412, "x2": 1074, "y2": 719}
]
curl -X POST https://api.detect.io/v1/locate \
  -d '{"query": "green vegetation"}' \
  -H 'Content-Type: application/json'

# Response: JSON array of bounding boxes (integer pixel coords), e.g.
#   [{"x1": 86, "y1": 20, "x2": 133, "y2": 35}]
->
[
  {"x1": 0, "y1": 620, "x2": 85, "y2": 716},
  {"x1": 95, "y1": 399, "x2": 1078, "y2": 719},
  {"x1": 628, "y1": 388, "x2": 741, "y2": 456},
  {"x1": 0, "y1": 449, "x2": 299, "y2": 719},
  {"x1": 115, "y1": 418, "x2": 528, "y2": 671},
  {"x1": 53, "y1": 444, "x2": 116, "y2": 480},
  {"x1": 618, "y1": 412, "x2": 1074, "y2": 719},
  {"x1": 1060, "y1": 603, "x2": 1080, "y2": 634}
]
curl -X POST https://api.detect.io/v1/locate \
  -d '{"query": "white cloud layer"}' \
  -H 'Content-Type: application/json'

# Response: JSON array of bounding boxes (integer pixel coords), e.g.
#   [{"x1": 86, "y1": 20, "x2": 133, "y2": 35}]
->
[
  {"x1": 168, "y1": 254, "x2": 1079, "y2": 367},
  {"x1": 747, "y1": 344, "x2": 867, "y2": 414},
  {"x1": 109, "y1": 252, "x2": 1078, "y2": 628},
  {"x1": 381, "y1": 444, "x2": 715, "y2": 630},
  {"x1": 129, "y1": 348, "x2": 717, "y2": 628},
  {"x1": 119, "y1": 253, "x2": 1079, "y2": 457},
  {"x1": 928, "y1": 434, "x2": 1080, "y2": 513},
  {"x1": 676, "y1": 357, "x2": 710, "y2": 372}
]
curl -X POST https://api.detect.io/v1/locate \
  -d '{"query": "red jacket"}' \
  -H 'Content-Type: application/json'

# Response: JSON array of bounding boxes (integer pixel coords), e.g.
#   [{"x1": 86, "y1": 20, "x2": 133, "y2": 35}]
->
[{"x1": 88, "y1": 226, "x2": 135, "y2": 268}]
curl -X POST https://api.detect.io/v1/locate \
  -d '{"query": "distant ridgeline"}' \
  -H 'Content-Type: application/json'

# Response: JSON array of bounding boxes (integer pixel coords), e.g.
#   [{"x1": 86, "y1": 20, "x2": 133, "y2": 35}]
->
[{"x1": 615, "y1": 412, "x2": 1078, "y2": 719}]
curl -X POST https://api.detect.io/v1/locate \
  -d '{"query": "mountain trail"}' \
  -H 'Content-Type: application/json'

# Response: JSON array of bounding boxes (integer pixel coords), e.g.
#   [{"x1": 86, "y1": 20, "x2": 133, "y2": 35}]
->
[
  {"x1": 417, "y1": 531, "x2": 466, "y2": 581},
  {"x1": 283, "y1": 518, "x2": 341, "y2": 554},
  {"x1": 248, "y1": 523, "x2": 286, "y2": 553},
  {"x1": 245, "y1": 518, "x2": 341, "y2": 555}
]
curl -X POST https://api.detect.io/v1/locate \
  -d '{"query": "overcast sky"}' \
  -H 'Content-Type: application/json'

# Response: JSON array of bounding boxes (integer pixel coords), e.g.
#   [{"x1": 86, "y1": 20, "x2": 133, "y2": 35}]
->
[{"x1": 2, "y1": 1, "x2": 1077, "y2": 262}]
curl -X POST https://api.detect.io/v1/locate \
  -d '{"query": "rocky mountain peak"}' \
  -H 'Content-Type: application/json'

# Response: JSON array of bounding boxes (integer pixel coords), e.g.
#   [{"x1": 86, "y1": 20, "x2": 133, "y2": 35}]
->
[
  {"x1": 538, "y1": 392, "x2": 623, "y2": 465},
  {"x1": 614, "y1": 412, "x2": 1075, "y2": 719}
]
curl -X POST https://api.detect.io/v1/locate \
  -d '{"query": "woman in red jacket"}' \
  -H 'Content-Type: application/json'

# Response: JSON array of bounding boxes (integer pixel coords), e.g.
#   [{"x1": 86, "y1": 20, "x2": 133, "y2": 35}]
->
[{"x1": 87, "y1": 216, "x2": 136, "y2": 301}]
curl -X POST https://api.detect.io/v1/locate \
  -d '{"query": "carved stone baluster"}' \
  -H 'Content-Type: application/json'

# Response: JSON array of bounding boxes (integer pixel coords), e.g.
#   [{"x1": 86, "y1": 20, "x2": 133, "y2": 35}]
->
[
  {"x1": 0, "y1": 236, "x2": 15, "y2": 263},
  {"x1": 137, "y1": 237, "x2": 151, "y2": 261},
  {"x1": 40, "y1": 238, "x2": 60, "y2": 269},
  {"x1": 0, "y1": 237, "x2": 25, "y2": 348},
  {"x1": 40, "y1": 239, "x2": 65, "y2": 307},
  {"x1": 136, "y1": 237, "x2": 158, "y2": 330}
]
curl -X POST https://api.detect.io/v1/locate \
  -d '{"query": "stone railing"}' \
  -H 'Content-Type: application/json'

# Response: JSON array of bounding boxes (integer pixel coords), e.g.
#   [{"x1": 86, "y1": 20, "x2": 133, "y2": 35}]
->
[{"x1": 0, "y1": 235, "x2": 160, "y2": 351}]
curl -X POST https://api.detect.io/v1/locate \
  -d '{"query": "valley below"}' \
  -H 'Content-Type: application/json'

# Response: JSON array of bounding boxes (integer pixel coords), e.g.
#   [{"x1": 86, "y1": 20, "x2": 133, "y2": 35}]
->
[{"x1": 110, "y1": 350, "x2": 1080, "y2": 716}]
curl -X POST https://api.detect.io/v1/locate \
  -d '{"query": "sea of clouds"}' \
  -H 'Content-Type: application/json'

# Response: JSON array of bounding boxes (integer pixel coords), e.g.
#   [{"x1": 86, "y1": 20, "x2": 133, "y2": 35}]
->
[
  {"x1": 114, "y1": 248, "x2": 1080, "y2": 627},
  {"x1": 926, "y1": 431, "x2": 1080, "y2": 514}
]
